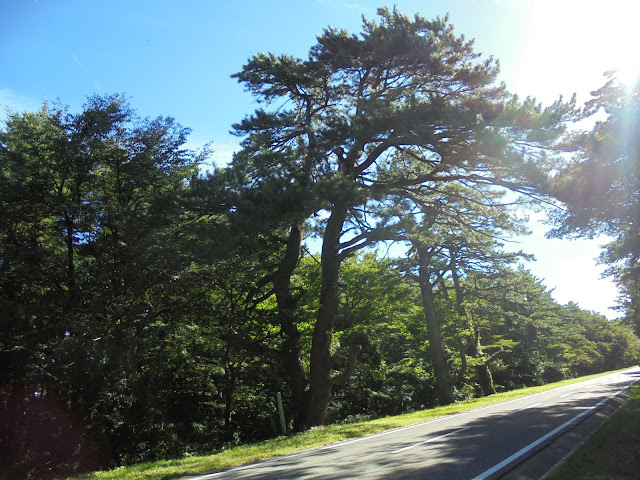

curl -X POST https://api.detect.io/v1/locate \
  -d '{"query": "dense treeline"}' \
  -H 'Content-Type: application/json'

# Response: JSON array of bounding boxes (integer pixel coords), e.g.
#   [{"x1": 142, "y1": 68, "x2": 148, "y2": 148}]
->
[{"x1": 1, "y1": 9, "x2": 639, "y2": 479}]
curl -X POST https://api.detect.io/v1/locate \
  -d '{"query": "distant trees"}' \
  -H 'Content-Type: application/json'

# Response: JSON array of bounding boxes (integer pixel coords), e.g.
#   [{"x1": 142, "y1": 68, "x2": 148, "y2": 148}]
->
[
  {"x1": 461, "y1": 269, "x2": 639, "y2": 388},
  {"x1": 293, "y1": 255, "x2": 639, "y2": 420}
]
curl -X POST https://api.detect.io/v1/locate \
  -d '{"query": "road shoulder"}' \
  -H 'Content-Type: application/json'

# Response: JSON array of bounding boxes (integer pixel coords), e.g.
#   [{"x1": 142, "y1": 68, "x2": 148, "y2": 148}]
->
[{"x1": 497, "y1": 387, "x2": 632, "y2": 480}]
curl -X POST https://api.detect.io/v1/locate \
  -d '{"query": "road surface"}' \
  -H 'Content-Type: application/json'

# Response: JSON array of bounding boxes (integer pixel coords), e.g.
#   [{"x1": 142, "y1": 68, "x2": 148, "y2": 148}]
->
[{"x1": 186, "y1": 367, "x2": 639, "y2": 480}]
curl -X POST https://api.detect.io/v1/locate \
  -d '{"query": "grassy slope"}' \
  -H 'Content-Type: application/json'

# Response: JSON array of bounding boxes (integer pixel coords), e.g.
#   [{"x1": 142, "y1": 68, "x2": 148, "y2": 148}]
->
[
  {"x1": 546, "y1": 383, "x2": 640, "y2": 480},
  {"x1": 65, "y1": 369, "x2": 631, "y2": 480}
]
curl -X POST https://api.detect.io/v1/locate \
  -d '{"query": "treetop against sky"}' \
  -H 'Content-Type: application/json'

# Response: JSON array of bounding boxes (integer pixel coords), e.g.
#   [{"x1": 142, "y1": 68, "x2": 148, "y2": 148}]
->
[{"x1": 2, "y1": 0, "x2": 638, "y2": 318}]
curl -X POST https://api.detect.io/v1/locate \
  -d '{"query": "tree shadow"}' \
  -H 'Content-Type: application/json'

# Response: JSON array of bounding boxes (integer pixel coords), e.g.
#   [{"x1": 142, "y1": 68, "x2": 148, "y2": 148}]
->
[{"x1": 181, "y1": 370, "x2": 639, "y2": 479}]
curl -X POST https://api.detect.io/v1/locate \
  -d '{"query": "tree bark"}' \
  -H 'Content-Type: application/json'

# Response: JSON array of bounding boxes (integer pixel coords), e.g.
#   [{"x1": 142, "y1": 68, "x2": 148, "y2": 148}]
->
[
  {"x1": 417, "y1": 247, "x2": 454, "y2": 405},
  {"x1": 64, "y1": 215, "x2": 75, "y2": 298},
  {"x1": 223, "y1": 357, "x2": 236, "y2": 442},
  {"x1": 306, "y1": 204, "x2": 347, "y2": 427},
  {"x1": 476, "y1": 363, "x2": 496, "y2": 396},
  {"x1": 458, "y1": 339, "x2": 469, "y2": 382},
  {"x1": 473, "y1": 325, "x2": 496, "y2": 396},
  {"x1": 272, "y1": 224, "x2": 308, "y2": 430}
]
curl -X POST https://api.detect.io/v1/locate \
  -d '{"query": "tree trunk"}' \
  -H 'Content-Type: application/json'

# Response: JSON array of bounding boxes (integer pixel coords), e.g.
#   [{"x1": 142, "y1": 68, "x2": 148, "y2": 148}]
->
[
  {"x1": 458, "y1": 340, "x2": 469, "y2": 381},
  {"x1": 223, "y1": 358, "x2": 236, "y2": 442},
  {"x1": 476, "y1": 363, "x2": 496, "y2": 396},
  {"x1": 305, "y1": 204, "x2": 347, "y2": 427},
  {"x1": 417, "y1": 248, "x2": 454, "y2": 405},
  {"x1": 272, "y1": 224, "x2": 308, "y2": 430},
  {"x1": 473, "y1": 325, "x2": 496, "y2": 396},
  {"x1": 64, "y1": 215, "x2": 75, "y2": 298}
]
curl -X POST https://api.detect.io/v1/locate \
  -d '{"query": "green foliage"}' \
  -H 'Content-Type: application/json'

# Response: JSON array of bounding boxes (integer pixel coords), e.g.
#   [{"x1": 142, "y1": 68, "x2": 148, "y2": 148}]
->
[
  {"x1": 232, "y1": 4, "x2": 578, "y2": 424},
  {"x1": 550, "y1": 75, "x2": 640, "y2": 334},
  {"x1": 462, "y1": 270, "x2": 640, "y2": 389},
  {"x1": 2, "y1": 9, "x2": 639, "y2": 479},
  {"x1": 325, "y1": 255, "x2": 433, "y2": 419},
  {"x1": 0, "y1": 95, "x2": 208, "y2": 477},
  {"x1": 60, "y1": 371, "x2": 625, "y2": 480}
]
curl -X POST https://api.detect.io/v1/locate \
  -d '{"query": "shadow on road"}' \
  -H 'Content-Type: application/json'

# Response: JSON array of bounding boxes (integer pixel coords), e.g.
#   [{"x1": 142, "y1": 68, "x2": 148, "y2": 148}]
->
[{"x1": 183, "y1": 370, "x2": 639, "y2": 480}]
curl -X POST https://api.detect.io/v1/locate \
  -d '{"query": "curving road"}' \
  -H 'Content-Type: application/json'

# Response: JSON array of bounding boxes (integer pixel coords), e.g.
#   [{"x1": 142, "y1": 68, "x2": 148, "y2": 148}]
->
[{"x1": 185, "y1": 367, "x2": 640, "y2": 480}]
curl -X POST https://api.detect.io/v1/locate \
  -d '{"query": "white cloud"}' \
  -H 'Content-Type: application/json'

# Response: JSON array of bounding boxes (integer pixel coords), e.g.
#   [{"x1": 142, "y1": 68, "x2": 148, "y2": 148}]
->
[
  {"x1": 185, "y1": 139, "x2": 239, "y2": 174},
  {"x1": 72, "y1": 53, "x2": 86, "y2": 69},
  {"x1": 210, "y1": 142, "x2": 238, "y2": 167}
]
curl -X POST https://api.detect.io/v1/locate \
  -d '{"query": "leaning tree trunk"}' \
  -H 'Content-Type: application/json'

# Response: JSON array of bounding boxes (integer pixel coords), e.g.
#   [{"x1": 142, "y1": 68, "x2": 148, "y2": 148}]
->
[
  {"x1": 272, "y1": 224, "x2": 308, "y2": 430},
  {"x1": 417, "y1": 248, "x2": 454, "y2": 405},
  {"x1": 450, "y1": 258, "x2": 495, "y2": 396},
  {"x1": 305, "y1": 204, "x2": 348, "y2": 427}
]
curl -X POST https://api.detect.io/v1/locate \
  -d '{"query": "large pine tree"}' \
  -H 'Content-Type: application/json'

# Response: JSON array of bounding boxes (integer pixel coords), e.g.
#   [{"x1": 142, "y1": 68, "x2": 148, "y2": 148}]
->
[{"x1": 231, "y1": 7, "x2": 577, "y2": 426}]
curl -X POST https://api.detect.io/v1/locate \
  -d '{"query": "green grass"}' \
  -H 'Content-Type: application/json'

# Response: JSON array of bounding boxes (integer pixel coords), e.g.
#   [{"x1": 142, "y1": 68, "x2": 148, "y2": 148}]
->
[
  {"x1": 64, "y1": 369, "x2": 629, "y2": 480},
  {"x1": 546, "y1": 383, "x2": 640, "y2": 480}
]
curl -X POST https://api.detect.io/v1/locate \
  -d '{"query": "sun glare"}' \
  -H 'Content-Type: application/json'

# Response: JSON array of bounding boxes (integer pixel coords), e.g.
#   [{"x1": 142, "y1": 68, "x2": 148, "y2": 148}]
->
[
  {"x1": 516, "y1": 1, "x2": 639, "y2": 101},
  {"x1": 601, "y1": 3, "x2": 640, "y2": 88}
]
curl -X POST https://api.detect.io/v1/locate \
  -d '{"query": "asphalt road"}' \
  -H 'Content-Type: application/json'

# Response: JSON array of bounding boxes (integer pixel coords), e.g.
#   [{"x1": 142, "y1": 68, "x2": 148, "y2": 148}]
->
[{"x1": 186, "y1": 367, "x2": 640, "y2": 480}]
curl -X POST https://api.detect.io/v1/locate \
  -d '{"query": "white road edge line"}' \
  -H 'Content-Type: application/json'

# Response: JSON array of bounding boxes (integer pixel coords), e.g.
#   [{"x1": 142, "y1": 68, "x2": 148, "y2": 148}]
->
[
  {"x1": 471, "y1": 382, "x2": 636, "y2": 480},
  {"x1": 558, "y1": 391, "x2": 575, "y2": 398},
  {"x1": 391, "y1": 427, "x2": 471, "y2": 454},
  {"x1": 321, "y1": 370, "x2": 635, "y2": 452},
  {"x1": 185, "y1": 457, "x2": 284, "y2": 480},
  {"x1": 321, "y1": 382, "x2": 580, "y2": 451},
  {"x1": 519, "y1": 402, "x2": 542, "y2": 411},
  {"x1": 187, "y1": 370, "x2": 637, "y2": 479},
  {"x1": 185, "y1": 451, "x2": 314, "y2": 480}
]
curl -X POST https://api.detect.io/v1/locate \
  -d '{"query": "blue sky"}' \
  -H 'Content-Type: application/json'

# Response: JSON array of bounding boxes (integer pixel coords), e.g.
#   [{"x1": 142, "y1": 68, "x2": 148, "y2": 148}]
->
[{"x1": 2, "y1": 0, "x2": 638, "y2": 318}]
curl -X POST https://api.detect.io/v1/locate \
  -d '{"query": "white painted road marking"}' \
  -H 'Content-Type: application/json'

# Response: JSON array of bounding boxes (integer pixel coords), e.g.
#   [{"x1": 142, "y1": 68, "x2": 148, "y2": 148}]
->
[
  {"x1": 319, "y1": 391, "x2": 553, "y2": 452},
  {"x1": 183, "y1": 370, "x2": 638, "y2": 480},
  {"x1": 559, "y1": 391, "x2": 575, "y2": 398},
  {"x1": 519, "y1": 402, "x2": 542, "y2": 411},
  {"x1": 471, "y1": 382, "x2": 636, "y2": 480},
  {"x1": 391, "y1": 427, "x2": 470, "y2": 454}
]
